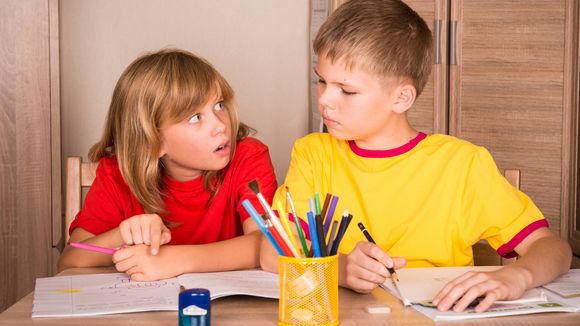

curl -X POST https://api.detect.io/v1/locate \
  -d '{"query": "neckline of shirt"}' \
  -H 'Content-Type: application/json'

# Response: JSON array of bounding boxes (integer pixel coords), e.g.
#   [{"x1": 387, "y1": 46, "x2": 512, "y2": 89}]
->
[{"x1": 348, "y1": 132, "x2": 427, "y2": 158}]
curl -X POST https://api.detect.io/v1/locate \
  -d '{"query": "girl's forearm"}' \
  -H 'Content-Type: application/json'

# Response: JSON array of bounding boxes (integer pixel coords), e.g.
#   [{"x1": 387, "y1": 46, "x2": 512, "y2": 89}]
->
[
  {"x1": 58, "y1": 228, "x2": 123, "y2": 271},
  {"x1": 176, "y1": 231, "x2": 263, "y2": 273}
]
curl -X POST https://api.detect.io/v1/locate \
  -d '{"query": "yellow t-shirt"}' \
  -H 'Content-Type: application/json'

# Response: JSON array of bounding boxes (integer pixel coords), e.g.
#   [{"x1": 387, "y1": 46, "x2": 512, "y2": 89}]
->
[{"x1": 274, "y1": 132, "x2": 547, "y2": 267}]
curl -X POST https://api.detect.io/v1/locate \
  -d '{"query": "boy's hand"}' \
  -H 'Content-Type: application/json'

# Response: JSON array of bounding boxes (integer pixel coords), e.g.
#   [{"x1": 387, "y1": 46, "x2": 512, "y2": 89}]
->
[
  {"x1": 432, "y1": 266, "x2": 529, "y2": 313},
  {"x1": 343, "y1": 241, "x2": 406, "y2": 293},
  {"x1": 112, "y1": 244, "x2": 183, "y2": 281},
  {"x1": 118, "y1": 214, "x2": 171, "y2": 255}
]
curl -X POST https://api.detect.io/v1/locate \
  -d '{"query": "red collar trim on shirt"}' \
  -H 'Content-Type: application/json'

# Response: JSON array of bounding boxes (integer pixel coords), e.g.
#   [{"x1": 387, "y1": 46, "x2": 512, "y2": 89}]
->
[{"x1": 348, "y1": 132, "x2": 427, "y2": 158}]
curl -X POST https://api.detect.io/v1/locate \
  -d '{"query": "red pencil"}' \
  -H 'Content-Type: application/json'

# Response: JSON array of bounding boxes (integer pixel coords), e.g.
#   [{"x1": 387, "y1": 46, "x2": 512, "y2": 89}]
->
[{"x1": 267, "y1": 221, "x2": 294, "y2": 257}]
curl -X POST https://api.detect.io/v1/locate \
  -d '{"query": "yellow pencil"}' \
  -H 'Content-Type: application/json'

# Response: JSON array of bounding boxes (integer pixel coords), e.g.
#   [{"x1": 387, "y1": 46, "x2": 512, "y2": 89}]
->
[{"x1": 276, "y1": 200, "x2": 303, "y2": 257}]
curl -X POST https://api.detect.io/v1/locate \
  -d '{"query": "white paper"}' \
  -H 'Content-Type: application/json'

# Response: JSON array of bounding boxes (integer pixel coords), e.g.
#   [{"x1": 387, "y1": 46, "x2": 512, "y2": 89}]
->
[
  {"x1": 32, "y1": 270, "x2": 279, "y2": 318},
  {"x1": 542, "y1": 269, "x2": 580, "y2": 298},
  {"x1": 177, "y1": 270, "x2": 279, "y2": 299},
  {"x1": 380, "y1": 266, "x2": 580, "y2": 321},
  {"x1": 33, "y1": 273, "x2": 179, "y2": 317}
]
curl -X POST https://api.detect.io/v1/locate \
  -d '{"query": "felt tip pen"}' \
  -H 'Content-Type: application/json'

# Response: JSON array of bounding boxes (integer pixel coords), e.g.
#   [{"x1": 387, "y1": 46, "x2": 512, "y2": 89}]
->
[
  {"x1": 357, "y1": 222, "x2": 399, "y2": 282},
  {"x1": 68, "y1": 242, "x2": 116, "y2": 255}
]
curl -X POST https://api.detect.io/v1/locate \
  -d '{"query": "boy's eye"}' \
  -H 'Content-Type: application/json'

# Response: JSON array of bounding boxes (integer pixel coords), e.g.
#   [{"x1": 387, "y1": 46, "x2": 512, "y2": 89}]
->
[
  {"x1": 214, "y1": 101, "x2": 225, "y2": 111},
  {"x1": 342, "y1": 89, "x2": 357, "y2": 96},
  {"x1": 188, "y1": 113, "x2": 201, "y2": 124},
  {"x1": 317, "y1": 79, "x2": 326, "y2": 85}
]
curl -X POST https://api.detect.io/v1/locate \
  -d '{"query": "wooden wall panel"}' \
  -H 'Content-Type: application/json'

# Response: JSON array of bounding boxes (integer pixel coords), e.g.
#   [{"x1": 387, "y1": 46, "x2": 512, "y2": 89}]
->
[
  {"x1": 449, "y1": 0, "x2": 569, "y2": 234},
  {"x1": 0, "y1": 0, "x2": 57, "y2": 312},
  {"x1": 405, "y1": 0, "x2": 448, "y2": 135}
]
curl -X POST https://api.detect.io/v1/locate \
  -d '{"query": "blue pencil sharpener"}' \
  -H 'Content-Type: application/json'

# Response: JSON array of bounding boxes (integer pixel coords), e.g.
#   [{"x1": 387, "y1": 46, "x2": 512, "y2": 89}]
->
[{"x1": 179, "y1": 288, "x2": 211, "y2": 326}]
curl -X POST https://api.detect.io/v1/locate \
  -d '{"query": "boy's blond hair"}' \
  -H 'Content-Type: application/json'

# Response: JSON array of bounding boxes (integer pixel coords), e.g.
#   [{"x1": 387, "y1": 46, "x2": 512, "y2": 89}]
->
[
  {"x1": 89, "y1": 49, "x2": 252, "y2": 216},
  {"x1": 314, "y1": 0, "x2": 433, "y2": 96}
]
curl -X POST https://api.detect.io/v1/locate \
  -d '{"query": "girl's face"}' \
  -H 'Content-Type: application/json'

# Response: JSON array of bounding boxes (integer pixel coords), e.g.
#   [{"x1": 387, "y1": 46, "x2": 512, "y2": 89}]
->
[{"x1": 158, "y1": 93, "x2": 232, "y2": 181}]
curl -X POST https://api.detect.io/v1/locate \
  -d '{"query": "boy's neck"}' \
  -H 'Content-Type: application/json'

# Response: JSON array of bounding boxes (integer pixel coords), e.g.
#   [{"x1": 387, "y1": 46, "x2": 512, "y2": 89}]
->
[{"x1": 353, "y1": 125, "x2": 419, "y2": 151}]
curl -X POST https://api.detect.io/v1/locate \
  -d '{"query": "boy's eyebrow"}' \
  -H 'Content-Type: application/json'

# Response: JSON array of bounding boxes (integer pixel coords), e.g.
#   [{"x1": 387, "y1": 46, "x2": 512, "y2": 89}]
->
[{"x1": 314, "y1": 68, "x2": 355, "y2": 88}]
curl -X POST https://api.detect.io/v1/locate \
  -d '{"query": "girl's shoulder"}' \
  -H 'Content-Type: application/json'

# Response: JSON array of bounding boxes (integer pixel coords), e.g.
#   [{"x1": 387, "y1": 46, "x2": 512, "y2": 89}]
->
[{"x1": 234, "y1": 137, "x2": 269, "y2": 156}]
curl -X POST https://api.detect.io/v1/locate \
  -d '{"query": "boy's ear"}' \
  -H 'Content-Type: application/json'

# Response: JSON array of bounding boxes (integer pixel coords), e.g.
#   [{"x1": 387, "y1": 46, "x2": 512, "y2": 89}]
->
[{"x1": 392, "y1": 83, "x2": 416, "y2": 114}]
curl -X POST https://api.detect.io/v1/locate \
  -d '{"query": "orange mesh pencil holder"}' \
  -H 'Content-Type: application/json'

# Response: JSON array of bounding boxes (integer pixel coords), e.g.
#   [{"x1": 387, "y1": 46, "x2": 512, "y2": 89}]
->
[{"x1": 278, "y1": 255, "x2": 339, "y2": 326}]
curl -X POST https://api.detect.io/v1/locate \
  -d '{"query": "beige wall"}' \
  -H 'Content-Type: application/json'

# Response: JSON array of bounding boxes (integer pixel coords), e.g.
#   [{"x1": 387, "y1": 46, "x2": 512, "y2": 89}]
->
[{"x1": 60, "y1": 0, "x2": 310, "y2": 183}]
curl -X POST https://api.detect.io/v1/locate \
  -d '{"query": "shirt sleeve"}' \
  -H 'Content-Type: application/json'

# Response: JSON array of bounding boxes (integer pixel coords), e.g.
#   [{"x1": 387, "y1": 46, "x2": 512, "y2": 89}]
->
[
  {"x1": 232, "y1": 138, "x2": 278, "y2": 224},
  {"x1": 272, "y1": 136, "x2": 318, "y2": 238},
  {"x1": 460, "y1": 147, "x2": 547, "y2": 257},
  {"x1": 68, "y1": 159, "x2": 132, "y2": 236}
]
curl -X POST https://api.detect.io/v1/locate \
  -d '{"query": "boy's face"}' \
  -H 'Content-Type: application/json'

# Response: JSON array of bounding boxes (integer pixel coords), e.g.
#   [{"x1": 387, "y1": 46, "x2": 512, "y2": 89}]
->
[
  {"x1": 158, "y1": 92, "x2": 232, "y2": 181},
  {"x1": 315, "y1": 55, "x2": 403, "y2": 150}
]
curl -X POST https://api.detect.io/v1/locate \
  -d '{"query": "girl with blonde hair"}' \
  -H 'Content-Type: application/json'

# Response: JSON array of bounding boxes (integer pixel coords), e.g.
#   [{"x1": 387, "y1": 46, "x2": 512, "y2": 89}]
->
[{"x1": 59, "y1": 49, "x2": 277, "y2": 281}]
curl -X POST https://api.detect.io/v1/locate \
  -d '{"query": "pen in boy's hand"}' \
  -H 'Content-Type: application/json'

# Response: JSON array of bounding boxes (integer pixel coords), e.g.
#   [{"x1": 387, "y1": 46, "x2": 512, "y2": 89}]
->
[{"x1": 357, "y1": 222, "x2": 399, "y2": 282}]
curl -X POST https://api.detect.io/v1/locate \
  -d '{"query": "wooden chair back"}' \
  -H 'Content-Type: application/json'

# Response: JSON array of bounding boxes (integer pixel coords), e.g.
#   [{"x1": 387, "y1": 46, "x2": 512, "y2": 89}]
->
[
  {"x1": 64, "y1": 157, "x2": 98, "y2": 243},
  {"x1": 472, "y1": 169, "x2": 520, "y2": 266}
]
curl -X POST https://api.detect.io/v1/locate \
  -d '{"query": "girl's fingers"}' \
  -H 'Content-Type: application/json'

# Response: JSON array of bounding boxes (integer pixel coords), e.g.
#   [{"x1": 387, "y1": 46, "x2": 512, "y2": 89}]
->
[
  {"x1": 149, "y1": 223, "x2": 162, "y2": 255},
  {"x1": 161, "y1": 227, "x2": 171, "y2": 245},
  {"x1": 119, "y1": 224, "x2": 134, "y2": 245},
  {"x1": 142, "y1": 221, "x2": 151, "y2": 246},
  {"x1": 130, "y1": 221, "x2": 144, "y2": 245}
]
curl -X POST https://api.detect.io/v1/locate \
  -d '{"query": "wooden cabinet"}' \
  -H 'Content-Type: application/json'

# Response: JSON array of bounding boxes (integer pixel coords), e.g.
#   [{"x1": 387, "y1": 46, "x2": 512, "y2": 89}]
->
[
  {"x1": 0, "y1": 0, "x2": 61, "y2": 312},
  {"x1": 329, "y1": 1, "x2": 579, "y2": 255}
]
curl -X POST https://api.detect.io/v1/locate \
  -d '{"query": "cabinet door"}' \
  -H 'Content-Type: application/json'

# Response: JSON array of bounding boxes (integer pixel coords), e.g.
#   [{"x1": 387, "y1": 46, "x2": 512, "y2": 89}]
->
[
  {"x1": 449, "y1": 0, "x2": 574, "y2": 235},
  {"x1": 0, "y1": 0, "x2": 61, "y2": 312},
  {"x1": 404, "y1": 0, "x2": 448, "y2": 134}
]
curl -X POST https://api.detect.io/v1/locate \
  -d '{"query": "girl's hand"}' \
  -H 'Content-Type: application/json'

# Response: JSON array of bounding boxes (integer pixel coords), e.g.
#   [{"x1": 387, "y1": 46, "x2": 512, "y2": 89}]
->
[
  {"x1": 432, "y1": 266, "x2": 530, "y2": 313},
  {"x1": 343, "y1": 241, "x2": 406, "y2": 293},
  {"x1": 118, "y1": 214, "x2": 171, "y2": 255},
  {"x1": 112, "y1": 244, "x2": 183, "y2": 281}
]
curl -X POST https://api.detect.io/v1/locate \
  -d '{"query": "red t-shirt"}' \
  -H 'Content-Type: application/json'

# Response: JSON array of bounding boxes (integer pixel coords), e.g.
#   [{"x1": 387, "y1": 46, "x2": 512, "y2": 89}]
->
[{"x1": 69, "y1": 137, "x2": 277, "y2": 245}]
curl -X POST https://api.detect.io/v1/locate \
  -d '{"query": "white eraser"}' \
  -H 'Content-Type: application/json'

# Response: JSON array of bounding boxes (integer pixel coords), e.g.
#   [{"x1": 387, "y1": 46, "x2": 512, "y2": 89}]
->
[{"x1": 365, "y1": 304, "x2": 391, "y2": 314}]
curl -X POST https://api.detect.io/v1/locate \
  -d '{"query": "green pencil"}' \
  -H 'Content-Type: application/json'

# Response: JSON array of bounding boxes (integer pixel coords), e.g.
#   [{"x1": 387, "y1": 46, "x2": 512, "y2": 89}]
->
[{"x1": 286, "y1": 187, "x2": 309, "y2": 257}]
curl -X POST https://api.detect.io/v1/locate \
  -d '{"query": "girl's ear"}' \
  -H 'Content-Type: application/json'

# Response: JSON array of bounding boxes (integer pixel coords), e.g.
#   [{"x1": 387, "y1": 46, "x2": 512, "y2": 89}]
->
[
  {"x1": 392, "y1": 82, "x2": 417, "y2": 114},
  {"x1": 158, "y1": 140, "x2": 167, "y2": 159}
]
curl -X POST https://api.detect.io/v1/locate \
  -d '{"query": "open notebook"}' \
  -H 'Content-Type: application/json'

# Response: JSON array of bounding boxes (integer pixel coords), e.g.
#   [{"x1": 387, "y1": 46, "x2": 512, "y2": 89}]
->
[
  {"x1": 32, "y1": 270, "x2": 279, "y2": 318},
  {"x1": 381, "y1": 266, "x2": 580, "y2": 321}
]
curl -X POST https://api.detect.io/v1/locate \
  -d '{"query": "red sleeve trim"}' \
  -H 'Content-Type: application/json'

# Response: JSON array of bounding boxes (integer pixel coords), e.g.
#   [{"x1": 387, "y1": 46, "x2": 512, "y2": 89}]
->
[{"x1": 496, "y1": 219, "x2": 549, "y2": 258}]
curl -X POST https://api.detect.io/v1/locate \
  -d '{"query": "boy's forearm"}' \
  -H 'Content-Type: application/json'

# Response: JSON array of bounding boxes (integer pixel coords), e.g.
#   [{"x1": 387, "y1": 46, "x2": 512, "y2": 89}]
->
[
  {"x1": 178, "y1": 231, "x2": 262, "y2": 273},
  {"x1": 509, "y1": 235, "x2": 572, "y2": 289}
]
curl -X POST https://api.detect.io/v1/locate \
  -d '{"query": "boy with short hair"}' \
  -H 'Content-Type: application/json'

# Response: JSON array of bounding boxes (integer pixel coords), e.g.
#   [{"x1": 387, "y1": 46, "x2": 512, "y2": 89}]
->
[{"x1": 261, "y1": 0, "x2": 571, "y2": 313}]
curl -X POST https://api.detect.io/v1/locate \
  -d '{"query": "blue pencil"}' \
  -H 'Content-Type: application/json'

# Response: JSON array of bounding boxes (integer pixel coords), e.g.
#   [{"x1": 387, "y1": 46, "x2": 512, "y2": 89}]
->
[
  {"x1": 242, "y1": 199, "x2": 285, "y2": 256},
  {"x1": 307, "y1": 211, "x2": 321, "y2": 257}
]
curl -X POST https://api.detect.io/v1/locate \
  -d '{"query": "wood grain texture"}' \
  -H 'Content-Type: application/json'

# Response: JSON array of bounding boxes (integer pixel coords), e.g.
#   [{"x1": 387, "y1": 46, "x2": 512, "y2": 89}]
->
[
  {"x1": 0, "y1": 0, "x2": 55, "y2": 312},
  {"x1": 2, "y1": 267, "x2": 580, "y2": 325},
  {"x1": 405, "y1": 0, "x2": 447, "y2": 135},
  {"x1": 449, "y1": 0, "x2": 571, "y2": 234}
]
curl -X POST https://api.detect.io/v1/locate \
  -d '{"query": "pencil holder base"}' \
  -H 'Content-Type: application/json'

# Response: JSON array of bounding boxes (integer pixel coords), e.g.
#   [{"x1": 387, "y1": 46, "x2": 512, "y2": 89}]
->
[{"x1": 278, "y1": 255, "x2": 339, "y2": 326}]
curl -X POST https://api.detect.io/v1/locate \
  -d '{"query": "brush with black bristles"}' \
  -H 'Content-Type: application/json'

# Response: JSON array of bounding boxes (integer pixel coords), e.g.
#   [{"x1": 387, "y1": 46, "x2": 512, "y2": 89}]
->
[{"x1": 248, "y1": 180, "x2": 299, "y2": 257}]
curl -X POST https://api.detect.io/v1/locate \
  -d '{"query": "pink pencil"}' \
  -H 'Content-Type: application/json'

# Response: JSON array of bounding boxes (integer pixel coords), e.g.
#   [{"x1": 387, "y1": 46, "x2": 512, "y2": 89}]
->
[{"x1": 68, "y1": 242, "x2": 116, "y2": 255}]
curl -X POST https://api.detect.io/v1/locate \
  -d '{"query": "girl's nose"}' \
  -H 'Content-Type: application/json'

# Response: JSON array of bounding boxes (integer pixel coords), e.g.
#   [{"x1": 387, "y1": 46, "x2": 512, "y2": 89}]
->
[{"x1": 210, "y1": 112, "x2": 227, "y2": 136}]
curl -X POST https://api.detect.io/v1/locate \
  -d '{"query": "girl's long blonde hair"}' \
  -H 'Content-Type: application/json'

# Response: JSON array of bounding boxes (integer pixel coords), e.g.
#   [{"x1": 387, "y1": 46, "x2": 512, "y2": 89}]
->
[{"x1": 89, "y1": 49, "x2": 252, "y2": 216}]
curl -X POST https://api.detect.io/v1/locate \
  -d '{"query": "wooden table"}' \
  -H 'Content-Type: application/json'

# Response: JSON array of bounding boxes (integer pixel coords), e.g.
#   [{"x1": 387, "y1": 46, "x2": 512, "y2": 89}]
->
[{"x1": 1, "y1": 267, "x2": 580, "y2": 325}]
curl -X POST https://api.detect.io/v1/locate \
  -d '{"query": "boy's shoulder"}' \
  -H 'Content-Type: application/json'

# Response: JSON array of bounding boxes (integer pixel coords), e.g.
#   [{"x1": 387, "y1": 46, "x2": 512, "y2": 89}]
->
[
  {"x1": 422, "y1": 133, "x2": 488, "y2": 158},
  {"x1": 295, "y1": 132, "x2": 338, "y2": 148}
]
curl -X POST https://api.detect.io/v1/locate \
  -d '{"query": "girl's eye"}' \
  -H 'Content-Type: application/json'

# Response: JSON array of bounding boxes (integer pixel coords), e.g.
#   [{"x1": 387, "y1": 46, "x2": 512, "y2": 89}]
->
[
  {"x1": 188, "y1": 113, "x2": 201, "y2": 124},
  {"x1": 214, "y1": 102, "x2": 225, "y2": 111}
]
